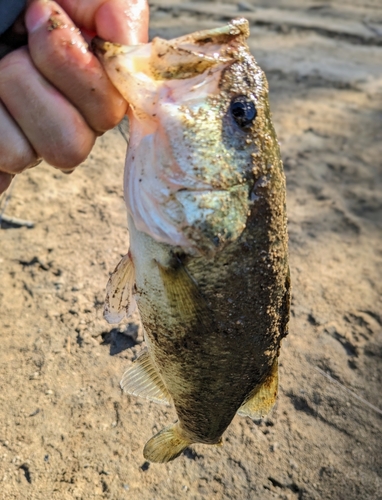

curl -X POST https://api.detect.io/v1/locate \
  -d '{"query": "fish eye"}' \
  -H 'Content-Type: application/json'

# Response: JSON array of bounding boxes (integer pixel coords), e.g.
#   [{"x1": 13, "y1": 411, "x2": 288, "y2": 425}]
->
[{"x1": 230, "y1": 96, "x2": 257, "y2": 129}]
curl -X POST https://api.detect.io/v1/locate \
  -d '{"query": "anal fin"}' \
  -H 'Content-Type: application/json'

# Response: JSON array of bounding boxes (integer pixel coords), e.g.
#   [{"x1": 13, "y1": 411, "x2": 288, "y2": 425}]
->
[
  {"x1": 104, "y1": 251, "x2": 136, "y2": 324},
  {"x1": 143, "y1": 423, "x2": 193, "y2": 463},
  {"x1": 120, "y1": 349, "x2": 171, "y2": 406},
  {"x1": 238, "y1": 359, "x2": 279, "y2": 419}
]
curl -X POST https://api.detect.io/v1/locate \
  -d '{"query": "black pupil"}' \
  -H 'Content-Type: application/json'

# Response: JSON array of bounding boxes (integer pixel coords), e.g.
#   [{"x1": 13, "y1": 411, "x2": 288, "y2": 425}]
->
[{"x1": 230, "y1": 97, "x2": 257, "y2": 129}]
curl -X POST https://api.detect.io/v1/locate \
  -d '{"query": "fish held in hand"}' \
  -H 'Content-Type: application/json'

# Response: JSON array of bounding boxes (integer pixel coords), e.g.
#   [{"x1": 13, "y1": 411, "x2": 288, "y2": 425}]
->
[{"x1": 94, "y1": 18, "x2": 290, "y2": 463}]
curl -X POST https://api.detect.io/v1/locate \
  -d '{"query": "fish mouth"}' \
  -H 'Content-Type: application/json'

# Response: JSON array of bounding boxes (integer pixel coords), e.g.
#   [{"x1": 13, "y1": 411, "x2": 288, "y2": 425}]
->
[
  {"x1": 145, "y1": 18, "x2": 249, "y2": 81},
  {"x1": 93, "y1": 18, "x2": 250, "y2": 85}
]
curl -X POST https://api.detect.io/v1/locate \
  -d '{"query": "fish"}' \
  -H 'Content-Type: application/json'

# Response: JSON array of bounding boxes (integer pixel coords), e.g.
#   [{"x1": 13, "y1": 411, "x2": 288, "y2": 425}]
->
[{"x1": 93, "y1": 18, "x2": 290, "y2": 463}]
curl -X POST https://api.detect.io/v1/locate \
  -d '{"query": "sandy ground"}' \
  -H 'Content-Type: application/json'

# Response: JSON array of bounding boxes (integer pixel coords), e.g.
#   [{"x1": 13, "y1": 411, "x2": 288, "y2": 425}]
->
[{"x1": 1, "y1": 1, "x2": 382, "y2": 499}]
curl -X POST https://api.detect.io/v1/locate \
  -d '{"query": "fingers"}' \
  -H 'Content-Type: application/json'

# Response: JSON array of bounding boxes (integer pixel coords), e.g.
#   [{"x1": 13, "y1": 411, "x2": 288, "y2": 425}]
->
[
  {"x1": 0, "y1": 47, "x2": 96, "y2": 170},
  {"x1": 0, "y1": 53, "x2": 39, "y2": 194},
  {"x1": 26, "y1": 0, "x2": 128, "y2": 134},
  {"x1": 57, "y1": 0, "x2": 149, "y2": 44},
  {"x1": 0, "y1": 0, "x2": 149, "y2": 194},
  {"x1": 0, "y1": 100, "x2": 38, "y2": 174}
]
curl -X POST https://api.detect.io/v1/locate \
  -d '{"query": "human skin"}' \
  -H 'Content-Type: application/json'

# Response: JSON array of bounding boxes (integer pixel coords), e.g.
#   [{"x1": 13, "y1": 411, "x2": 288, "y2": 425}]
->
[{"x1": 0, "y1": 0, "x2": 149, "y2": 193}]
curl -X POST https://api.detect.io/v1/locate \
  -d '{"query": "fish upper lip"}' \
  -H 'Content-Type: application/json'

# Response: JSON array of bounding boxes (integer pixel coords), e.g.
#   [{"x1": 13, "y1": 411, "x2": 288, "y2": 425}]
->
[{"x1": 91, "y1": 37, "x2": 128, "y2": 58}]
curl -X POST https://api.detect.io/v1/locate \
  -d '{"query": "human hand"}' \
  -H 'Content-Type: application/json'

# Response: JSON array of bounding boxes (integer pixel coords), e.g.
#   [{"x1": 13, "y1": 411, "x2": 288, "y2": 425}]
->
[{"x1": 0, "y1": 0, "x2": 149, "y2": 193}]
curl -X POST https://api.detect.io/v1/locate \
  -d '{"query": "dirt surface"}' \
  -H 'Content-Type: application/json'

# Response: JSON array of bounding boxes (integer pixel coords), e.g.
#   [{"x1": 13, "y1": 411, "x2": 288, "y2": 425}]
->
[{"x1": 1, "y1": 1, "x2": 382, "y2": 499}]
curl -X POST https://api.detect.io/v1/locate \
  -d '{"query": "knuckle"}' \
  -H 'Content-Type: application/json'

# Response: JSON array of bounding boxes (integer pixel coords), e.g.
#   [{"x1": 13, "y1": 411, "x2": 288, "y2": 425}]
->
[
  {"x1": 107, "y1": 100, "x2": 128, "y2": 128},
  {"x1": 91, "y1": 89, "x2": 127, "y2": 133},
  {"x1": 0, "y1": 143, "x2": 38, "y2": 174},
  {"x1": 44, "y1": 133, "x2": 95, "y2": 170},
  {"x1": 0, "y1": 47, "x2": 30, "y2": 81}
]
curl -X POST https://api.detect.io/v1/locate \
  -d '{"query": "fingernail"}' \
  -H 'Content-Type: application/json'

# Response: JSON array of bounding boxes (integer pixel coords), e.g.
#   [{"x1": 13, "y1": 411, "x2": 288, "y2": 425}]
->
[
  {"x1": 0, "y1": 172, "x2": 14, "y2": 194},
  {"x1": 27, "y1": 158, "x2": 43, "y2": 169},
  {"x1": 25, "y1": 0, "x2": 53, "y2": 34}
]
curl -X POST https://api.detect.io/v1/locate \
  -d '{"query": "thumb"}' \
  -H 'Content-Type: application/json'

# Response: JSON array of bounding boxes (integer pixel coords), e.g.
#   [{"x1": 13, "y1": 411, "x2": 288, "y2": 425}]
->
[{"x1": 55, "y1": 0, "x2": 149, "y2": 44}]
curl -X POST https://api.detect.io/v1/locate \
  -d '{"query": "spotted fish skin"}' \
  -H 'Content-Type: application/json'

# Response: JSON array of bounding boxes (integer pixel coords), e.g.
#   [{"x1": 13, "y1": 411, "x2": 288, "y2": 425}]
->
[{"x1": 95, "y1": 18, "x2": 290, "y2": 462}]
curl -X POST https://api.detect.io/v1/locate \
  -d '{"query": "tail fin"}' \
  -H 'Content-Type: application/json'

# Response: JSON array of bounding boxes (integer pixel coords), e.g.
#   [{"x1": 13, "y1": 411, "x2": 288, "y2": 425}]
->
[{"x1": 143, "y1": 424, "x2": 193, "y2": 463}]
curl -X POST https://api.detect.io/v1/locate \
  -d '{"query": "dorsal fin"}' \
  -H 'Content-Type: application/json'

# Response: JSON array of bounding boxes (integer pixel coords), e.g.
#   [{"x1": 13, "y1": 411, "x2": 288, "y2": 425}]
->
[
  {"x1": 120, "y1": 349, "x2": 171, "y2": 406},
  {"x1": 238, "y1": 359, "x2": 279, "y2": 419},
  {"x1": 104, "y1": 252, "x2": 136, "y2": 324}
]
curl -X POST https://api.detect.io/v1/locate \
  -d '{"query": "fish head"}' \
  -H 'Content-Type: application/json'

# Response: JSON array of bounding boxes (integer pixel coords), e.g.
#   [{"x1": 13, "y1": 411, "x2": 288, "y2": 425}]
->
[{"x1": 94, "y1": 19, "x2": 282, "y2": 256}]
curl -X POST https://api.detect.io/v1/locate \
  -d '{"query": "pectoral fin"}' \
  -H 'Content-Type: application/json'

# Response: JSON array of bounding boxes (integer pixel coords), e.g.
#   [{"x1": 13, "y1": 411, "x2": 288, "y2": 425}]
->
[
  {"x1": 143, "y1": 424, "x2": 193, "y2": 463},
  {"x1": 238, "y1": 359, "x2": 279, "y2": 419},
  {"x1": 156, "y1": 258, "x2": 214, "y2": 330},
  {"x1": 120, "y1": 349, "x2": 171, "y2": 406},
  {"x1": 104, "y1": 252, "x2": 136, "y2": 324}
]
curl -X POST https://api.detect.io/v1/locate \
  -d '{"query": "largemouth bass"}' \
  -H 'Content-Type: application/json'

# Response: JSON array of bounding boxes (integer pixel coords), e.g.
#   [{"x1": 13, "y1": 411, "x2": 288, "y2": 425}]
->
[{"x1": 94, "y1": 18, "x2": 290, "y2": 463}]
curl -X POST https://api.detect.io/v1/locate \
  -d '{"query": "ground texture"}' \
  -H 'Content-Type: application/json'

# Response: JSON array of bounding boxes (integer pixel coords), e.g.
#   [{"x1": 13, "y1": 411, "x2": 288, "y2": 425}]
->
[{"x1": 0, "y1": 1, "x2": 381, "y2": 499}]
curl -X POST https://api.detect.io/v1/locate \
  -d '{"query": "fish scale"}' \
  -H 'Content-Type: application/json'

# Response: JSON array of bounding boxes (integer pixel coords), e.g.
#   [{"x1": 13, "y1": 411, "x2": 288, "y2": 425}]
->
[{"x1": 94, "y1": 18, "x2": 290, "y2": 463}]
